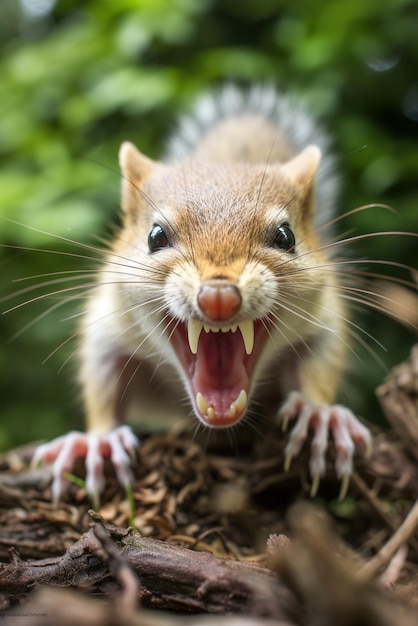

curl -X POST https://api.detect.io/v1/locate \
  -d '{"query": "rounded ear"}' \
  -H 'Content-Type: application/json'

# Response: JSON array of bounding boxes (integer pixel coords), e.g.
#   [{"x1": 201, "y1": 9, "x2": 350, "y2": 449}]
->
[
  {"x1": 281, "y1": 145, "x2": 321, "y2": 189},
  {"x1": 119, "y1": 141, "x2": 156, "y2": 182},
  {"x1": 119, "y1": 141, "x2": 158, "y2": 216}
]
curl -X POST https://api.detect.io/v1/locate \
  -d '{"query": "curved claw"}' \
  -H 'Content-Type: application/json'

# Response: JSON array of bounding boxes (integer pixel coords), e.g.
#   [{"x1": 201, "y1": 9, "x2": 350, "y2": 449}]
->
[
  {"x1": 281, "y1": 414, "x2": 290, "y2": 433},
  {"x1": 32, "y1": 426, "x2": 140, "y2": 505},
  {"x1": 284, "y1": 449, "x2": 294, "y2": 472},
  {"x1": 310, "y1": 472, "x2": 321, "y2": 498},
  {"x1": 279, "y1": 393, "x2": 372, "y2": 499},
  {"x1": 338, "y1": 474, "x2": 351, "y2": 501}
]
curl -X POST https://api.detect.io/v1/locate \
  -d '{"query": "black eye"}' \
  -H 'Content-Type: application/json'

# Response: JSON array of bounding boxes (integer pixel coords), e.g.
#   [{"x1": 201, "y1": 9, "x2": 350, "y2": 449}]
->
[
  {"x1": 272, "y1": 222, "x2": 296, "y2": 253},
  {"x1": 148, "y1": 224, "x2": 170, "y2": 253}
]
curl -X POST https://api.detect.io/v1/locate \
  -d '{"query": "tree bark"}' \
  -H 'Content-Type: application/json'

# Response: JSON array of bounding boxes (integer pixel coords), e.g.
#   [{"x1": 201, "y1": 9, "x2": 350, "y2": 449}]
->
[{"x1": 0, "y1": 519, "x2": 296, "y2": 621}]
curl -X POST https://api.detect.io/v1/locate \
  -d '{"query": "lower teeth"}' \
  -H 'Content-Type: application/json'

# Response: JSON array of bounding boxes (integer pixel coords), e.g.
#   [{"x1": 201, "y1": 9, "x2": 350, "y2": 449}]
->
[
  {"x1": 195, "y1": 389, "x2": 248, "y2": 421},
  {"x1": 207, "y1": 407, "x2": 215, "y2": 421},
  {"x1": 228, "y1": 389, "x2": 247, "y2": 418}
]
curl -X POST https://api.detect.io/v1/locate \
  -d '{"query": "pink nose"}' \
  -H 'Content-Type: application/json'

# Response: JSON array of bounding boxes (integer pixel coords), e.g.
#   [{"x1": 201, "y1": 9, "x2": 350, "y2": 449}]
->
[{"x1": 197, "y1": 284, "x2": 242, "y2": 322}]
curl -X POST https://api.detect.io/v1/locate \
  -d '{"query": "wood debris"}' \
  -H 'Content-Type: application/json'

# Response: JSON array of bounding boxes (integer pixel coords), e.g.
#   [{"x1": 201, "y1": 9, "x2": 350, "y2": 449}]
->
[{"x1": 0, "y1": 345, "x2": 417, "y2": 625}]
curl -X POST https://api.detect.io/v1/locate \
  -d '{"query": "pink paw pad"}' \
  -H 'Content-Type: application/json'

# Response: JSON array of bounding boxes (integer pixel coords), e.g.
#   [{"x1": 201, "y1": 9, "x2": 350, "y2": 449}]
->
[
  {"x1": 32, "y1": 426, "x2": 139, "y2": 505},
  {"x1": 279, "y1": 391, "x2": 372, "y2": 498}
]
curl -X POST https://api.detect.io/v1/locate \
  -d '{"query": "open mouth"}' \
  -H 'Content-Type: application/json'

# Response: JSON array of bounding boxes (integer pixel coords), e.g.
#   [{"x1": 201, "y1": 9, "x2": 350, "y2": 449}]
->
[{"x1": 169, "y1": 318, "x2": 270, "y2": 427}]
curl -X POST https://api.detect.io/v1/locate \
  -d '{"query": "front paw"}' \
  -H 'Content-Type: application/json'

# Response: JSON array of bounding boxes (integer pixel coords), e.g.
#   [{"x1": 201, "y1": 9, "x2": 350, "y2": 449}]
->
[
  {"x1": 32, "y1": 426, "x2": 139, "y2": 505},
  {"x1": 279, "y1": 391, "x2": 372, "y2": 499}
]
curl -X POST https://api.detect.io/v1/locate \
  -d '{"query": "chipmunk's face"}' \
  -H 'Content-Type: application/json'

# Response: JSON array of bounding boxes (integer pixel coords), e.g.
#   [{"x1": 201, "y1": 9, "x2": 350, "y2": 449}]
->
[{"x1": 116, "y1": 142, "x2": 327, "y2": 428}]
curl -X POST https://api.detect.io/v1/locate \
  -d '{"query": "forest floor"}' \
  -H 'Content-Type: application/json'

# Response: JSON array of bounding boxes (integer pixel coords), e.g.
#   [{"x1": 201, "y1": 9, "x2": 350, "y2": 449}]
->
[{"x1": 0, "y1": 345, "x2": 417, "y2": 626}]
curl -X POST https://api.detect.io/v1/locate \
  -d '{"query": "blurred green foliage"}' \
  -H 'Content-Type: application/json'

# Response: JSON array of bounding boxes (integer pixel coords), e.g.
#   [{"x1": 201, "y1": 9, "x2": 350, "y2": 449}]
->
[{"x1": 0, "y1": 0, "x2": 417, "y2": 448}]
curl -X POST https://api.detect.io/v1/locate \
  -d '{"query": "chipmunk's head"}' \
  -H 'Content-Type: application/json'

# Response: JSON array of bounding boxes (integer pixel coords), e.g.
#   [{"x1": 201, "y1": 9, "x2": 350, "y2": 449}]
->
[{"x1": 116, "y1": 141, "x2": 327, "y2": 428}]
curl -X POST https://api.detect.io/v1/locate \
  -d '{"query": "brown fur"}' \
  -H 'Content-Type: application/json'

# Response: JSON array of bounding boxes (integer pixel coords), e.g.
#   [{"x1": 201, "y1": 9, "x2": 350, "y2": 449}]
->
[{"x1": 79, "y1": 116, "x2": 348, "y2": 434}]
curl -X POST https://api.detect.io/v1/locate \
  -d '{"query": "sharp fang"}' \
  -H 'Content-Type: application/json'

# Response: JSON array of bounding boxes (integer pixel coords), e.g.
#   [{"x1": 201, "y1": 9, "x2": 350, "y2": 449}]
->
[
  {"x1": 238, "y1": 320, "x2": 254, "y2": 355},
  {"x1": 188, "y1": 319, "x2": 203, "y2": 354},
  {"x1": 197, "y1": 392, "x2": 216, "y2": 421},
  {"x1": 234, "y1": 389, "x2": 248, "y2": 413},
  {"x1": 228, "y1": 389, "x2": 248, "y2": 419},
  {"x1": 235, "y1": 389, "x2": 247, "y2": 412},
  {"x1": 196, "y1": 391, "x2": 210, "y2": 414},
  {"x1": 189, "y1": 320, "x2": 254, "y2": 354},
  {"x1": 207, "y1": 407, "x2": 215, "y2": 421}
]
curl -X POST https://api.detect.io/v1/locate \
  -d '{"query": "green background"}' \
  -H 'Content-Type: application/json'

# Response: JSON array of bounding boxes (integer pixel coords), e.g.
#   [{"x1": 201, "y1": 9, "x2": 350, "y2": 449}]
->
[{"x1": 0, "y1": 0, "x2": 417, "y2": 449}]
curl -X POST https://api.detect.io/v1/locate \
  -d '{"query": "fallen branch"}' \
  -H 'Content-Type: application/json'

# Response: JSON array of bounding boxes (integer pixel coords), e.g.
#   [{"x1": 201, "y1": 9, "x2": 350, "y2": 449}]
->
[
  {"x1": 3, "y1": 507, "x2": 417, "y2": 626},
  {"x1": 0, "y1": 515, "x2": 296, "y2": 620},
  {"x1": 359, "y1": 498, "x2": 418, "y2": 581}
]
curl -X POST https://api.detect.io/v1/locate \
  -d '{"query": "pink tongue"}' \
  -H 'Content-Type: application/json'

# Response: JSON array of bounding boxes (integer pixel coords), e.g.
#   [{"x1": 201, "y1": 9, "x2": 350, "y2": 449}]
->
[{"x1": 193, "y1": 331, "x2": 249, "y2": 415}]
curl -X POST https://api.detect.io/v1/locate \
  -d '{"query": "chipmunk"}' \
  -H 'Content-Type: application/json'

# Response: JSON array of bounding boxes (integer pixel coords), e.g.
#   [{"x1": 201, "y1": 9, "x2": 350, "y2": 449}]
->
[{"x1": 33, "y1": 86, "x2": 372, "y2": 504}]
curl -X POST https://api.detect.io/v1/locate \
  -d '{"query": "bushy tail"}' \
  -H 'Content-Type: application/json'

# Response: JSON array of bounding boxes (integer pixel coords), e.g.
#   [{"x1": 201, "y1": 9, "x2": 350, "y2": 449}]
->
[{"x1": 165, "y1": 85, "x2": 339, "y2": 226}]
